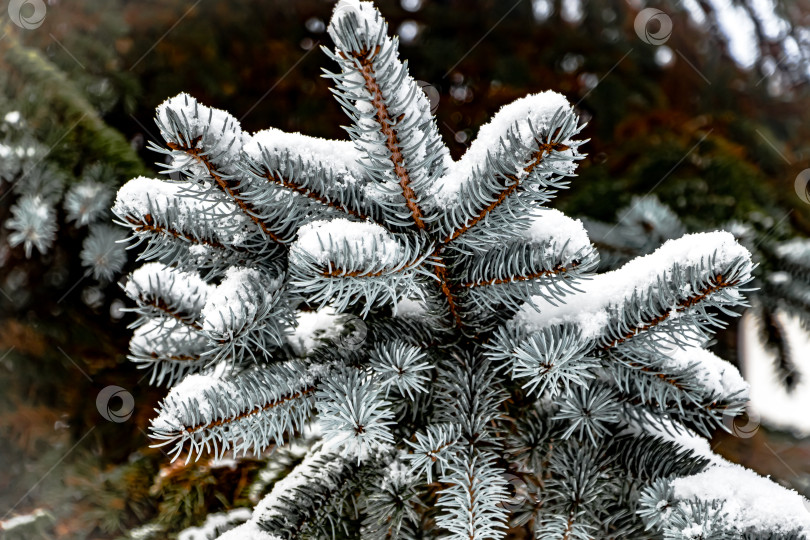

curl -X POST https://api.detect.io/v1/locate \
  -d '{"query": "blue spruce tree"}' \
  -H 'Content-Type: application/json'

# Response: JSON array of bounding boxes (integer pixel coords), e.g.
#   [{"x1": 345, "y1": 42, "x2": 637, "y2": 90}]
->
[{"x1": 113, "y1": 1, "x2": 810, "y2": 538}]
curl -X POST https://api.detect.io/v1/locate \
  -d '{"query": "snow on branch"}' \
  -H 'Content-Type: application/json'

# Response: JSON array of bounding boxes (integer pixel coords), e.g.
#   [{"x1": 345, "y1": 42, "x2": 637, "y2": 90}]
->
[
  {"x1": 199, "y1": 266, "x2": 292, "y2": 362},
  {"x1": 513, "y1": 232, "x2": 753, "y2": 350},
  {"x1": 244, "y1": 128, "x2": 385, "y2": 223},
  {"x1": 227, "y1": 444, "x2": 389, "y2": 538},
  {"x1": 124, "y1": 262, "x2": 211, "y2": 328},
  {"x1": 154, "y1": 92, "x2": 245, "y2": 175},
  {"x1": 177, "y1": 508, "x2": 253, "y2": 540},
  {"x1": 289, "y1": 218, "x2": 433, "y2": 314},
  {"x1": 433, "y1": 93, "x2": 586, "y2": 249},
  {"x1": 152, "y1": 93, "x2": 288, "y2": 243},
  {"x1": 128, "y1": 319, "x2": 211, "y2": 386},
  {"x1": 114, "y1": 177, "x2": 279, "y2": 274},
  {"x1": 110, "y1": 1, "x2": 810, "y2": 537},
  {"x1": 641, "y1": 462, "x2": 810, "y2": 538},
  {"x1": 324, "y1": 0, "x2": 449, "y2": 230},
  {"x1": 457, "y1": 209, "x2": 598, "y2": 313},
  {"x1": 150, "y1": 361, "x2": 322, "y2": 461}
]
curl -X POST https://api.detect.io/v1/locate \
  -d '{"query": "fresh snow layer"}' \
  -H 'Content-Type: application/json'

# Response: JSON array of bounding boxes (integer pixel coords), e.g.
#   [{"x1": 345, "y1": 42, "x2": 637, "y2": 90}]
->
[
  {"x1": 288, "y1": 306, "x2": 342, "y2": 356},
  {"x1": 633, "y1": 416, "x2": 723, "y2": 465},
  {"x1": 113, "y1": 177, "x2": 248, "y2": 243},
  {"x1": 245, "y1": 128, "x2": 366, "y2": 180},
  {"x1": 221, "y1": 446, "x2": 337, "y2": 540},
  {"x1": 156, "y1": 92, "x2": 246, "y2": 167},
  {"x1": 395, "y1": 297, "x2": 428, "y2": 317},
  {"x1": 671, "y1": 462, "x2": 810, "y2": 535},
  {"x1": 201, "y1": 267, "x2": 275, "y2": 334},
  {"x1": 431, "y1": 91, "x2": 573, "y2": 206},
  {"x1": 742, "y1": 310, "x2": 810, "y2": 436},
  {"x1": 177, "y1": 508, "x2": 252, "y2": 540},
  {"x1": 126, "y1": 262, "x2": 211, "y2": 315},
  {"x1": 152, "y1": 373, "x2": 220, "y2": 432},
  {"x1": 328, "y1": 0, "x2": 385, "y2": 49},
  {"x1": 522, "y1": 209, "x2": 591, "y2": 264},
  {"x1": 514, "y1": 231, "x2": 751, "y2": 340},
  {"x1": 151, "y1": 361, "x2": 311, "y2": 434},
  {"x1": 114, "y1": 177, "x2": 186, "y2": 217},
  {"x1": 291, "y1": 218, "x2": 402, "y2": 267},
  {"x1": 217, "y1": 521, "x2": 281, "y2": 540},
  {"x1": 661, "y1": 345, "x2": 749, "y2": 398}
]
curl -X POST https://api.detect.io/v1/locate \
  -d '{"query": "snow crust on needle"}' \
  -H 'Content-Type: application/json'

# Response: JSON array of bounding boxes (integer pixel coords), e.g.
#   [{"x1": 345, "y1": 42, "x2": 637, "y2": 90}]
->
[
  {"x1": 432, "y1": 91, "x2": 574, "y2": 206},
  {"x1": 671, "y1": 462, "x2": 810, "y2": 535},
  {"x1": 245, "y1": 128, "x2": 366, "y2": 181},
  {"x1": 660, "y1": 345, "x2": 749, "y2": 397},
  {"x1": 151, "y1": 362, "x2": 312, "y2": 434},
  {"x1": 327, "y1": 0, "x2": 385, "y2": 49},
  {"x1": 126, "y1": 262, "x2": 211, "y2": 315},
  {"x1": 156, "y1": 92, "x2": 246, "y2": 166},
  {"x1": 219, "y1": 446, "x2": 338, "y2": 540},
  {"x1": 288, "y1": 306, "x2": 342, "y2": 356},
  {"x1": 113, "y1": 177, "x2": 249, "y2": 244},
  {"x1": 521, "y1": 209, "x2": 591, "y2": 264},
  {"x1": 514, "y1": 231, "x2": 751, "y2": 340},
  {"x1": 201, "y1": 267, "x2": 275, "y2": 334},
  {"x1": 291, "y1": 218, "x2": 402, "y2": 267}
]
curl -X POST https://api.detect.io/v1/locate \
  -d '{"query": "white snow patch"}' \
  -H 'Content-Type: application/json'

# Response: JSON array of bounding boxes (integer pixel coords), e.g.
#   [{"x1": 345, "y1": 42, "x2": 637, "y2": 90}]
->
[
  {"x1": 671, "y1": 462, "x2": 810, "y2": 535},
  {"x1": 288, "y1": 306, "x2": 342, "y2": 355},
  {"x1": 201, "y1": 267, "x2": 273, "y2": 334},
  {"x1": 395, "y1": 297, "x2": 427, "y2": 317},
  {"x1": 328, "y1": 0, "x2": 385, "y2": 49},
  {"x1": 514, "y1": 231, "x2": 751, "y2": 340},
  {"x1": 432, "y1": 91, "x2": 573, "y2": 206},
  {"x1": 156, "y1": 93, "x2": 246, "y2": 167},
  {"x1": 177, "y1": 508, "x2": 252, "y2": 540},
  {"x1": 246, "y1": 128, "x2": 365, "y2": 181},
  {"x1": 216, "y1": 520, "x2": 281, "y2": 540},
  {"x1": 126, "y1": 262, "x2": 210, "y2": 315},
  {"x1": 662, "y1": 345, "x2": 749, "y2": 397},
  {"x1": 113, "y1": 177, "x2": 248, "y2": 244},
  {"x1": 522, "y1": 209, "x2": 591, "y2": 264},
  {"x1": 3, "y1": 111, "x2": 21, "y2": 125},
  {"x1": 152, "y1": 373, "x2": 218, "y2": 432},
  {"x1": 291, "y1": 218, "x2": 402, "y2": 267}
]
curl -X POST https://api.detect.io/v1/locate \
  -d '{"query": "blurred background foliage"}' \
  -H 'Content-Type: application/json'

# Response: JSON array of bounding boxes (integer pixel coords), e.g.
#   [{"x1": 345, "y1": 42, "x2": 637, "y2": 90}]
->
[{"x1": 1, "y1": 0, "x2": 809, "y2": 538}]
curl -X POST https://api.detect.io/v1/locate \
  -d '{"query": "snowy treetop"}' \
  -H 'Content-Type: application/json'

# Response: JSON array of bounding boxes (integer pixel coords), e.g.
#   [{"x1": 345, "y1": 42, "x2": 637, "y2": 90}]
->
[{"x1": 111, "y1": 1, "x2": 810, "y2": 537}]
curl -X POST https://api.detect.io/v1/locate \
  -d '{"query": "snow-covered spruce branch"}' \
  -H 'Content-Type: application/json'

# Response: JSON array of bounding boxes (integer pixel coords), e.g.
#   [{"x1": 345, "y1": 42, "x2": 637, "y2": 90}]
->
[
  {"x1": 244, "y1": 128, "x2": 387, "y2": 224},
  {"x1": 112, "y1": 0, "x2": 810, "y2": 537},
  {"x1": 113, "y1": 177, "x2": 282, "y2": 275},
  {"x1": 323, "y1": 1, "x2": 447, "y2": 231},
  {"x1": 150, "y1": 361, "x2": 323, "y2": 462},
  {"x1": 431, "y1": 98, "x2": 585, "y2": 249},
  {"x1": 150, "y1": 94, "x2": 288, "y2": 244}
]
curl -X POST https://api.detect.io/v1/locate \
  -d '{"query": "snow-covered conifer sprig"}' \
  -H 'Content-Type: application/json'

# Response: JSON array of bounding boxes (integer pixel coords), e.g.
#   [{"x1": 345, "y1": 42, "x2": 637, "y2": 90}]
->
[
  {"x1": 128, "y1": 320, "x2": 211, "y2": 386},
  {"x1": 114, "y1": 0, "x2": 810, "y2": 537},
  {"x1": 150, "y1": 361, "x2": 322, "y2": 462},
  {"x1": 431, "y1": 102, "x2": 586, "y2": 249},
  {"x1": 322, "y1": 0, "x2": 448, "y2": 230},
  {"x1": 244, "y1": 128, "x2": 387, "y2": 225}
]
